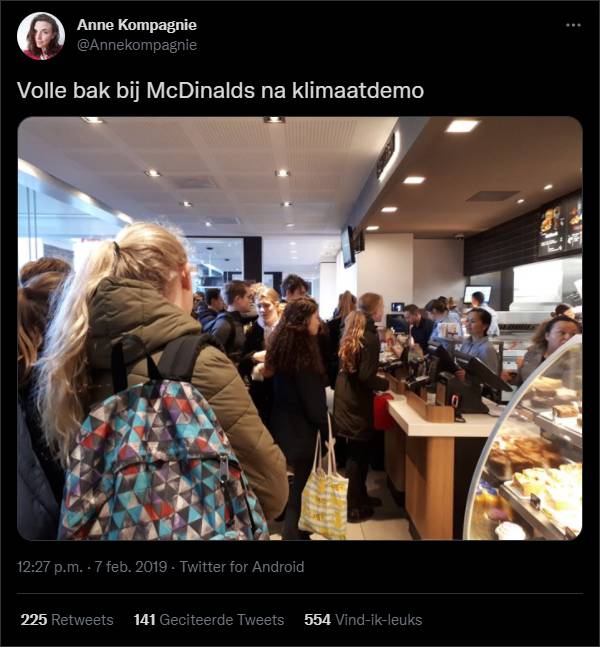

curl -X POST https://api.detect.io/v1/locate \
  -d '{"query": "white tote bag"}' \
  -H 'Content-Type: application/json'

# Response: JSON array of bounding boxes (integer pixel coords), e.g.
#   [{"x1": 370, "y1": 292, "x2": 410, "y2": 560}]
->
[{"x1": 298, "y1": 414, "x2": 348, "y2": 540}]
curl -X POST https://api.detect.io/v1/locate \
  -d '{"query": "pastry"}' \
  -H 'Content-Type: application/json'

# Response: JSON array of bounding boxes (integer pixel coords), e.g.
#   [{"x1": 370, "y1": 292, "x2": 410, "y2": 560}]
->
[
  {"x1": 530, "y1": 396, "x2": 554, "y2": 409},
  {"x1": 552, "y1": 404, "x2": 579, "y2": 418},
  {"x1": 531, "y1": 377, "x2": 562, "y2": 394},
  {"x1": 541, "y1": 450, "x2": 564, "y2": 468},
  {"x1": 555, "y1": 387, "x2": 578, "y2": 401},
  {"x1": 545, "y1": 486, "x2": 579, "y2": 512},
  {"x1": 513, "y1": 469, "x2": 549, "y2": 497}
]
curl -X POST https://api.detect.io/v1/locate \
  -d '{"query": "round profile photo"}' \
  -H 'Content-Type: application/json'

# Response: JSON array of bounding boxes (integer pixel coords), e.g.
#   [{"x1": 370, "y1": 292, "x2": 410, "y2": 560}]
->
[{"x1": 17, "y1": 13, "x2": 65, "y2": 61}]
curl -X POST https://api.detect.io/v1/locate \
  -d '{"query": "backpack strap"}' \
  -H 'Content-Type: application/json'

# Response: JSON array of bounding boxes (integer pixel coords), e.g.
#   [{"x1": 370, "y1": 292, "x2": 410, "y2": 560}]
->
[
  {"x1": 157, "y1": 333, "x2": 216, "y2": 382},
  {"x1": 111, "y1": 335, "x2": 162, "y2": 394}
]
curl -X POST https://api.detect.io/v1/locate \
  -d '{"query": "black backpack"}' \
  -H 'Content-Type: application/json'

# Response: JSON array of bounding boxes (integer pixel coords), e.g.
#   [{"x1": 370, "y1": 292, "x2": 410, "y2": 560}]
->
[{"x1": 202, "y1": 311, "x2": 237, "y2": 352}]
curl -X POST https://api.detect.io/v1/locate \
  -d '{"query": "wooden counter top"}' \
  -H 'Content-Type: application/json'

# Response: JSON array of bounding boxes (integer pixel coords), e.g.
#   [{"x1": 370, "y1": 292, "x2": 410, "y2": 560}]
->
[{"x1": 387, "y1": 398, "x2": 497, "y2": 438}]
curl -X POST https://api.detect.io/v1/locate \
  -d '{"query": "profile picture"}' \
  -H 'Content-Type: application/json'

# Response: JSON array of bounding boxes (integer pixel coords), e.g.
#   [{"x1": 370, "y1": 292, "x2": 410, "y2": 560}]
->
[{"x1": 17, "y1": 12, "x2": 64, "y2": 61}]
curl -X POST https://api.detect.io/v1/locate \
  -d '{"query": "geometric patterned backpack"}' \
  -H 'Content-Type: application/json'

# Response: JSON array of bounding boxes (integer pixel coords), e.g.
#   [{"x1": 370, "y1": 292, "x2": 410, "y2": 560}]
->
[{"x1": 58, "y1": 334, "x2": 269, "y2": 540}]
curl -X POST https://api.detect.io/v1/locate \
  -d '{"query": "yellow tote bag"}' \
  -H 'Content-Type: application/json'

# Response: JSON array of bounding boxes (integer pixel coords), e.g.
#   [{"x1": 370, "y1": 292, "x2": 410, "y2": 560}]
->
[{"x1": 299, "y1": 414, "x2": 348, "y2": 540}]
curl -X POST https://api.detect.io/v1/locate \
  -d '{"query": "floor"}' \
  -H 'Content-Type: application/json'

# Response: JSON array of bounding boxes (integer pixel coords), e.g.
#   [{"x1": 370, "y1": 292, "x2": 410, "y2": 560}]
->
[{"x1": 268, "y1": 469, "x2": 413, "y2": 541}]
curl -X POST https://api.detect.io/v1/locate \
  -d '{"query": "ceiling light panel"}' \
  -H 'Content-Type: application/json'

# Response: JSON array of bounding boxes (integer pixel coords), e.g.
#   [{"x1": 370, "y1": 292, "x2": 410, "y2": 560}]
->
[{"x1": 446, "y1": 119, "x2": 480, "y2": 133}]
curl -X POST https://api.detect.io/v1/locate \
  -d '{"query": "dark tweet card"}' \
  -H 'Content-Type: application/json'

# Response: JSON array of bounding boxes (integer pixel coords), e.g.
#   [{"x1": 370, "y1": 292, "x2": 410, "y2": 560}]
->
[{"x1": 3, "y1": 1, "x2": 599, "y2": 646}]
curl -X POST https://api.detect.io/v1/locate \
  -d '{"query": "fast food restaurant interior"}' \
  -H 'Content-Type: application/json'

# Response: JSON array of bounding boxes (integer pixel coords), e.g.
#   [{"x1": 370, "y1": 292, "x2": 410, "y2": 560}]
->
[{"x1": 18, "y1": 116, "x2": 583, "y2": 541}]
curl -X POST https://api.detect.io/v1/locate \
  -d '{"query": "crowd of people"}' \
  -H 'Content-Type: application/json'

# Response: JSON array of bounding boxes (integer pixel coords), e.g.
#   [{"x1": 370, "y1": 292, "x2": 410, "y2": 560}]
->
[{"x1": 17, "y1": 222, "x2": 582, "y2": 541}]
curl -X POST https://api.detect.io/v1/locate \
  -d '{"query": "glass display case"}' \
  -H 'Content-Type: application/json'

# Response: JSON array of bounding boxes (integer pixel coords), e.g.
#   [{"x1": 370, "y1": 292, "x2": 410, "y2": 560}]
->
[{"x1": 464, "y1": 334, "x2": 582, "y2": 540}]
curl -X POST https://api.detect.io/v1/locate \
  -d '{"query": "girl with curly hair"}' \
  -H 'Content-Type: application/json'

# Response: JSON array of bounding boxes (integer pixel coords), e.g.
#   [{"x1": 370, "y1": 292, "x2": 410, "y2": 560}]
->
[
  {"x1": 334, "y1": 293, "x2": 389, "y2": 523},
  {"x1": 265, "y1": 296, "x2": 329, "y2": 540}
]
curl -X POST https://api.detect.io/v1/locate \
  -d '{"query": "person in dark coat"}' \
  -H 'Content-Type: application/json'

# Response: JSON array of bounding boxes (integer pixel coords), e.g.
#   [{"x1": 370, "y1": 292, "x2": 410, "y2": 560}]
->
[
  {"x1": 265, "y1": 296, "x2": 329, "y2": 540},
  {"x1": 238, "y1": 286, "x2": 282, "y2": 429},
  {"x1": 208, "y1": 281, "x2": 253, "y2": 365},
  {"x1": 326, "y1": 291, "x2": 357, "y2": 389},
  {"x1": 17, "y1": 261, "x2": 71, "y2": 539},
  {"x1": 195, "y1": 288, "x2": 225, "y2": 328},
  {"x1": 334, "y1": 292, "x2": 389, "y2": 523}
]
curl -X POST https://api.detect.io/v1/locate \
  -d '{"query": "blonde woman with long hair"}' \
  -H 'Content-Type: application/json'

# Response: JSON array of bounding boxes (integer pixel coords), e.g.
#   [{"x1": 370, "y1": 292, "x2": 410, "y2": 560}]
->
[
  {"x1": 36, "y1": 222, "x2": 287, "y2": 521},
  {"x1": 333, "y1": 292, "x2": 389, "y2": 523}
]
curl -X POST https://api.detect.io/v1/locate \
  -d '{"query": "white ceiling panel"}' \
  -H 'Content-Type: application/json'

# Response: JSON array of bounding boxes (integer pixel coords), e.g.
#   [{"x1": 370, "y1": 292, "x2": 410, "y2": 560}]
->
[
  {"x1": 194, "y1": 120, "x2": 270, "y2": 148},
  {"x1": 213, "y1": 151, "x2": 276, "y2": 172},
  {"x1": 20, "y1": 118, "x2": 115, "y2": 151},
  {"x1": 289, "y1": 150, "x2": 349, "y2": 173},
  {"x1": 285, "y1": 119, "x2": 357, "y2": 149},
  {"x1": 290, "y1": 174, "x2": 341, "y2": 191},
  {"x1": 101, "y1": 174, "x2": 171, "y2": 193},
  {"x1": 143, "y1": 152, "x2": 210, "y2": 173},
  {"x1": 288, "y1": 190, "x2": 336, "y2": 203},
  {"x1": 223, "y1": 175, "x2": 280, "y2": 191},
  {"x1": 235, "y1": 191, "x2": 282, "y2": 204},
  {"x1": 65, "y1": 152, "x2": 140, "y2": 172},
  {"x1": 107, "y1": 121, "x2": 195, "y2": 151},
  {"x1": 173, "y1": 190, "x2": 234, "y2": 204}
]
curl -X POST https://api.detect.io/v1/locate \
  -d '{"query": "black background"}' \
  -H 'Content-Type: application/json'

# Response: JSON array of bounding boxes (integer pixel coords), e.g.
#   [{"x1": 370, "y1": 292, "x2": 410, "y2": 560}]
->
[{"x1": 2, "y1": 1, "x2": 599, "y2": 646}]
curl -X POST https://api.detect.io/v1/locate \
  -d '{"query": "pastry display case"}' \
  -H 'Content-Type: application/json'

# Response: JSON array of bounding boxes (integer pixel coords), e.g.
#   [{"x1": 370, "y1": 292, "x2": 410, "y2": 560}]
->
[{"x1": 464, "y1": 334, "x2": 582, "y2": 540}]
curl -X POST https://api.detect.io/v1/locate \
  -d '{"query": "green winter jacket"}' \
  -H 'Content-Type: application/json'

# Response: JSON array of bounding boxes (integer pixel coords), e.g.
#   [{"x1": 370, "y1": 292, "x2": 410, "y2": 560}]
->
[{"x1": 85, "y1": 277, "x2": 288, "y2": 520}]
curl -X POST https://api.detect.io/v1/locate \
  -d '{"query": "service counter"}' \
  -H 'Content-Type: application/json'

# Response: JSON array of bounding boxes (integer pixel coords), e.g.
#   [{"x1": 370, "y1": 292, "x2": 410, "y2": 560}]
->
[{"x1": 385, "y1": 398, "x2": 497, "y2": 540}]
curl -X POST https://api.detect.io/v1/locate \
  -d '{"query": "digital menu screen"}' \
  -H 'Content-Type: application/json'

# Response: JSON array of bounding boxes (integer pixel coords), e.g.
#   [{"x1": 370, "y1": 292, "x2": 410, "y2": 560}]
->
[
  {"x1": 538, "y1": 194, "x2": 582, "y2": 257},
  {"x1": 565, "y1": 198, "x2": 583, "y2": 251}
]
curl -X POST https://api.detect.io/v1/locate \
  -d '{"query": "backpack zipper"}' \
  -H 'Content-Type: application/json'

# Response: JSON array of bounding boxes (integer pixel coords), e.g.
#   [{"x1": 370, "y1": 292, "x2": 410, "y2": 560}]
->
[{"x1": 219, "y1": 454, "x2": 235, "y2": 529}]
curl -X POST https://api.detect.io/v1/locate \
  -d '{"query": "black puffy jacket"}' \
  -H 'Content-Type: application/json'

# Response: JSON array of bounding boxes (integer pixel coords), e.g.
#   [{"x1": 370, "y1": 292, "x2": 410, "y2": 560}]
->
[
  {"x1": 333, "y1": 316, "x2": 389, "y2": 440},
  {"x1": 17, "y1": 395, "x2": 62, "y2": 540}
]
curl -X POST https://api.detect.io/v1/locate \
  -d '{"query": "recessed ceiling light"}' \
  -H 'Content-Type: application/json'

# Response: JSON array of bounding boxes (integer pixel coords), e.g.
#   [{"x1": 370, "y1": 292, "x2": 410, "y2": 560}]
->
[
  {"x1": 144, "y1": 169, "x2": 161, "y2": 178},
  {"x1": 446, "y1": 119, "x2": 480, "y2": 133},
  {"x1": 366, "y1": 226, "x2": 380, "y2": 231},
  {"x1": 544, "y1": 184, "x2": 553, "y2": 190},
  {"x1": 281, "y1": 201, "x2": 293, "y2": 207},
  {"x1": 263, "y1": 117, "x2": 286, "y2": 124},
  {"x1": 81, "y1": 117, "x2": 104, "y2": 124},
  {"x1": 205, "y1": 222, "x2": 212, "y2": 227},
  {"x1": 517, "y1": 199, "x2": 525, "y2": 204},
  {"x1": 404, "y1": 176, "x2": 426, "y2": 184},
  {"x1": 381, "y1": 207, "x2": 398, "y2": 213},
  {"x1": 180, "y1": 201, "x2": 193, "y2": 208},
  {"x1": 275, "y1": 169, "x2": 291, "y2": 177},
  {"x1": 286, "y1": 223, "x2": 295, "y2": 228}
]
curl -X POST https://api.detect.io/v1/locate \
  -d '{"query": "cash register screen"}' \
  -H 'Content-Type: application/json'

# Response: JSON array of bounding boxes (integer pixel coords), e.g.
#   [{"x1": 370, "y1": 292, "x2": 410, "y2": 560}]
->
[
  {"x1": 427, "y1": 343, "x2": 459, "y2": 383},
  {"x1": 453, "y1": 351, "x2": 511, "y2": 392}
]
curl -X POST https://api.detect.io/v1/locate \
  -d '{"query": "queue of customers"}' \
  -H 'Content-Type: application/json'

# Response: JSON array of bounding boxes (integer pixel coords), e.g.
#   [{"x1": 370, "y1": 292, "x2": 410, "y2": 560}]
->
[
  {"x1": 17, "y1": 221, "x2": 582, "y2": 541},
  {"x1": 17, "y1": 223, "x2": 386, "y2": 541}
]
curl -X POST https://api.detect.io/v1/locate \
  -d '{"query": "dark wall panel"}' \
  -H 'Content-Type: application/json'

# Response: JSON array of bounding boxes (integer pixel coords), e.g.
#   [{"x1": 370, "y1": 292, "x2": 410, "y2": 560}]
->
[
  {"x1": 464, "y1": 190, "x2": 582, "y2": 276},
  {"x1": 243, "y1": 237, "x2": 262, "y2": 282}
]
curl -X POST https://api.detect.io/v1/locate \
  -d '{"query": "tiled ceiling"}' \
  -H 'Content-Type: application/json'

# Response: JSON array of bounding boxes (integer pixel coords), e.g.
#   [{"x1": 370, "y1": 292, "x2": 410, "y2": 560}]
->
[{"x1": 18, "y1": 116, "x2": 398, "y2": 242}]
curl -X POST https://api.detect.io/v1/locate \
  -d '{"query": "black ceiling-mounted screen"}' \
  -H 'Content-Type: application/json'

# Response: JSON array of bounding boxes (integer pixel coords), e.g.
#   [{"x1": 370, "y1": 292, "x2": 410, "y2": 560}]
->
[{"x1": 341, "y1": 226, "x2": 355, "y2": 268}]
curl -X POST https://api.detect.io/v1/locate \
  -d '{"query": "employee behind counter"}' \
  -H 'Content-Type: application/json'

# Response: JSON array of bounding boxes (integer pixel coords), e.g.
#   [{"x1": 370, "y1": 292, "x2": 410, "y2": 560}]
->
[
  {"x1": 457, "y1": 307, "x2": 499, "y2": 377},
  {"x1": 388, "y1": 307, "x2": 498, "y2": 377}
]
